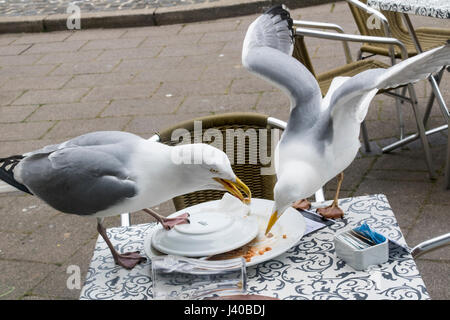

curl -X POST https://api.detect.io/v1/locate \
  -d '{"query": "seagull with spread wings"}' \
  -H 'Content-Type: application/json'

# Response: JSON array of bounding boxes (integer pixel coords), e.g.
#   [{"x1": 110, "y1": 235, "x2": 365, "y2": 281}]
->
[{"x1": 241, "y1": 5, "x2": 450, "y2": 234}]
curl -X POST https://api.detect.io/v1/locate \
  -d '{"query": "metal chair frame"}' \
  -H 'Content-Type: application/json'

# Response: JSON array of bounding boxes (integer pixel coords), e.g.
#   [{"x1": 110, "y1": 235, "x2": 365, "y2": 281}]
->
[{"x1": 346, "y1": 0, "x2": 450, "y2": 189}]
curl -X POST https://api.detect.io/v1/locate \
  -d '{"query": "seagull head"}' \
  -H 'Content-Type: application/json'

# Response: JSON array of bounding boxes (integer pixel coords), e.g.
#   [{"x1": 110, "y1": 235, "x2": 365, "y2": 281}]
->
[
  {"x1": 265, "y1": 161, "x2": 320, "y2": 234},
  {"x1": 171, "y1": 143, "x2": 251, "y2": 204}
]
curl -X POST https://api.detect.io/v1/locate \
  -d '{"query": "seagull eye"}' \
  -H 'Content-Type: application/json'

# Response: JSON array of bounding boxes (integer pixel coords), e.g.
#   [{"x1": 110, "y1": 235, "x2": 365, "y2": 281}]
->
[{"x1": 209, "y1": 168, "x2": 219, "y2": 174}]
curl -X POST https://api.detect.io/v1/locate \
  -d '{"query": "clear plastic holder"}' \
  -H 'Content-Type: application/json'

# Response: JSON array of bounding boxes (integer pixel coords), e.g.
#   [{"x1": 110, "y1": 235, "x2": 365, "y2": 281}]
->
[{"x1": 151, "y1": 255, "x2": 247, "y2": 300}]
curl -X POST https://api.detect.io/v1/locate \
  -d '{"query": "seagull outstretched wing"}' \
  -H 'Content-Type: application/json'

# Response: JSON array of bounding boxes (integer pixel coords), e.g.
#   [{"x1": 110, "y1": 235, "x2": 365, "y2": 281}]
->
[
  {"x1": 328, "y1": 42, "x2": 450, "y2": 124},
  {"x1": 242, "y1": 5, "x2": 322, "y2": 129}
]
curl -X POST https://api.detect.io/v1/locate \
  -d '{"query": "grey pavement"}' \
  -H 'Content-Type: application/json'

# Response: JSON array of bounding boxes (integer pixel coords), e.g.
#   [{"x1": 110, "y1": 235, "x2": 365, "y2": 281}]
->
[
  {"x1": 1, "y1": 0, "x2": 228, "y2": 17},
  {"x1": 0, "y1": 1, "x2": 449, "y2": 300}
]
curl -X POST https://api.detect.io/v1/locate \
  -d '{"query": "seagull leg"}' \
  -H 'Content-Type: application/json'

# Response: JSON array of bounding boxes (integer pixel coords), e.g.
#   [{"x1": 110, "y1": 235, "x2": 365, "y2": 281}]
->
[
  {"x1": 292, "y1": 198, "x2": 311, "y2": 210},
  {"x1": 317, "y1": 172, "x2": 345, "y2": 219},
  {"x1": 143, "y1": 208, "x2": 190, "y2": 230},
  {"x1": 96, "y1": 218, "x2": 146, "y2": 269}
]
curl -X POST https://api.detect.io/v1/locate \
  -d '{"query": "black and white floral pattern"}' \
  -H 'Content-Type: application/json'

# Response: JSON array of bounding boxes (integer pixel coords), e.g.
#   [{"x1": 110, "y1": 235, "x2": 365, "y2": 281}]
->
[
  {"x1": 368, "y1": 0, "x2": 450, "y2": 19},
  {"x1": 79, "y1": 194, "x2": 430, "y2": 300}
]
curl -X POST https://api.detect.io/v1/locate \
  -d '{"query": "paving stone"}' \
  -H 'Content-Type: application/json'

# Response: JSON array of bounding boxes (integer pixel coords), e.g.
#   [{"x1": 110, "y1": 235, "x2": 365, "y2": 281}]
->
[
  {"x1": 0, "y1": 54, "x2": 43, "y2": 66},
  {"x1": 200, "y1": 30, "x2": 246, "y2": 44},
  {"x1": 80, "y1": 37, "x2": 145, "y2": 51},
  {"x1": 180, "y1": 51, "x2": 241, "y2": 68},
  {"x1": 132, "y1": 66, "x2": 204, "y2": 83},
  {"x1": 24, "y1": 40, "x2": 87, "y2": 54},
  {"x1": 158, "y1": 42, "x2": 225, "y2": 57},
  {"x1": 35, "y1": 50, "x2": 102, "y2": 65},
  {"x1": 28, "y1": 101, "x2": 109, "y2": 121},
  {"x1": 255, "y1": 90, "x2": 290, "y2": 115},
  {"x1": 157, "y1": 79, "x2": 232, "y2": 97},
  {"x1": 0, "y1": 75, "x2": 71, "y2": 91},
  {"x1": 179, "y1": 19, "x2": 241, "y2": 34},
  {"x1": 65, "y1": 29, "x2": 127, "y2": 41},
  {"x1": 405, "y1": 204, "x2": 450, "y2": 261},
  {"x1": 113, "y1": 56, "x2": 184, "y2": 73},
  {"x1": 0, "y1": 34, "x2": 19, "y2": 46},
  {"x1": 32, "y1": 238, "x2": 97, "y2": 299},
  {"x1": 372, "y1": 149, "x2": 432, "y2": 172},
  {"x1": 2, "y1": 213, "x2": 98, "y2": 265},
  {"x1": 140, "y1": 32, "x2": 203, "y2": 47},
  {"x1": 101, "y1": 95, "x2": 183, "y2": 117},
  {"x1": 96, "y1": 46, "x2": 163, "y2": 61},
  {"x1": 12, "y1": 87, "x2": 90, "y2": 105},
  {"x1": 179, "y1": 93, "x2": 259, "y2": 114},
  {"x1": 201, "y1": 63, "x2": 250, "y2": 80},
  {"x1": 230, "y1": 77, "x2": 277, "y2": 94},
  {"x1": 0, "y1": 44, "x2": 30, "y2": 55},
  {"x1": 121, "y1": 24, "x2": 184, "y2": 39},
  {"x1": 0, "y1": 64, "x2": 55, "y2": 77},
  {"x1": 0, "y1": 195, "x2": 59, "y2": 233},
  {"x1": 0, "y1": 259, "x2": 57, "y2": 300},
  {"x1": 0, "y1": 105, "x2": 38, "y2": 123},
  {"x1": 63, "y1": 72, "x2": 136, "y2": 88},
  {"x1": 125, "y1": 112, "x2": 211, "y2": 136},
  {"x1": 51, "y1": 60, "x2": 120, "y2": 75},
  {"x1": 82, "y1": 83, "x2": 159, "y2": 101},
  {"x1": 0, "y1": 121, "x2": 55, "y2": 141},
  {"x1": 414, "y1": 260, "x2": 449, "y2": 300},
  {"x1": 13, "y1": 31, "x2": 72, "y2": 44},
  {"x1": 44, "y1": 116, "x2": 132, "y2": 139},
  {"x1": 0, "y1": 138, "x2": 65, "y2": 156}
]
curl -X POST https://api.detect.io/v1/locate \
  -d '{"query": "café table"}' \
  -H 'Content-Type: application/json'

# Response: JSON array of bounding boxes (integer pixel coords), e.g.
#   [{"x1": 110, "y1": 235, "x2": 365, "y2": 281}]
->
[
  {"x1": 79, "y1": 194, "x2": 430, "y2": 300},
  {"x1": 367, "y1": 0, "x2": 450, "y2": 189}
]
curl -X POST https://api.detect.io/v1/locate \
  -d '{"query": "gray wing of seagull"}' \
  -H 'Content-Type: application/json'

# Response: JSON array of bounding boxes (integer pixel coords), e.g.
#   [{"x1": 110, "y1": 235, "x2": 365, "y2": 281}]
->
[
  {"x1": 16, "y1": 131, "x2": 141, "y2": 215},
  {"x1": 328, "y1": 42, "x2": 450, "y2": 128},
  {"x1": 242, "y1": 5, "x2": 323, "y2": 136}
]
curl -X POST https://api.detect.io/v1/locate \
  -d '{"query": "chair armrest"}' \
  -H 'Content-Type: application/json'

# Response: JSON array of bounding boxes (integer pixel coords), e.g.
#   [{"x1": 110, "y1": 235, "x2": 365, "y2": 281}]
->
[
  {"x1": 345, "y1": 0, "x2": 391, "y2": 37},
  {"x1": 411, "y1": 233, "x2": 450, "y2": 258},
  {"x1": 267, "y1": 117, "x2": 287, "y2": 130},
  {"x1": 295, "y1": 27, "x2": 409, "y2": 61},
  {"x1": 293, "y1": 20, "x2": 353, "y2": 63}
]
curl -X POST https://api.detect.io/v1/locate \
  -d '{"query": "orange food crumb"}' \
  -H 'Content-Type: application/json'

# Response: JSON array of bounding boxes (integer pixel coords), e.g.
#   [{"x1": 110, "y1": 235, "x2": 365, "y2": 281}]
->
[
  {"x1": 282, "y1": 234, "x2": 287, "y2": 239},
  {"x1": 265, "y1": 247, "x2": 272, "y2": 251},
  {"x1": 258, "y1": 249, "x2": 265, "y2": 255}
]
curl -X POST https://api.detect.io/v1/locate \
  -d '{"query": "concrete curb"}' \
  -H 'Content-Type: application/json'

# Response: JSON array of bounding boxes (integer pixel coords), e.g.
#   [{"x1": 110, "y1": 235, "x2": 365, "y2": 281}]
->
[{"x1": 0, "y1": 0, "x2": 340, "y2": 34}]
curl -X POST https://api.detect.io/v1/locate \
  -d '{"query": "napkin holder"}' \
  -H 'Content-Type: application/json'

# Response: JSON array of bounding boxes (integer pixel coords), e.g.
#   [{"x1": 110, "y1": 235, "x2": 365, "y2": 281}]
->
[{"x1": 334, "y1": 229, "x2": 389, "y2": 271}]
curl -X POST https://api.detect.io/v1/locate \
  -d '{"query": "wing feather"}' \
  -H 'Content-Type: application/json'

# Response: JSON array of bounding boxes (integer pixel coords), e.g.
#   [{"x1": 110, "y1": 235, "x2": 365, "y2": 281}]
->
[{"x1": 329, "y1": 43, "x2": 450, "y2": 124}]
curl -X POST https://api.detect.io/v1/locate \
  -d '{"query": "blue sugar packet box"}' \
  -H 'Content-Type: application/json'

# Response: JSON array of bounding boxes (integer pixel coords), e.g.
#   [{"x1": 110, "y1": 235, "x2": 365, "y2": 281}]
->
[{"x1": 334, "y1": 222, "x2": 389, "y2": 271}]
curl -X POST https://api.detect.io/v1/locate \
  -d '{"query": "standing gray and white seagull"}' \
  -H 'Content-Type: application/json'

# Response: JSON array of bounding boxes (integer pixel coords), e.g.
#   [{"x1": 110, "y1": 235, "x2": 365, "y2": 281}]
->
[
  {"x1": 0, "y1": 131, "x2": 251, "y2": 269},
  {"x1": 242, "y1": 5, "x2": 450, "y2": 234}
]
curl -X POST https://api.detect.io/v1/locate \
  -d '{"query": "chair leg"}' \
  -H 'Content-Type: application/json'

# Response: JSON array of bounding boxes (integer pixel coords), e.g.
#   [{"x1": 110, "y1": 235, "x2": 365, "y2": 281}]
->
[
  {"x1": 394, "y1": 89, "x2": 405, "y2": 140},
  {"x1": 360, "y1": 121, "x2": 371, "y2": 153},
  {"x1": 446, "y1": 124, "x2": 450, "y2": 189},
  {"x1": 422, "y1": 68, "x2": 445, "y2": 127},
  {"x1": 407, "y1": 84, "x2": 436, "y2": 180}
]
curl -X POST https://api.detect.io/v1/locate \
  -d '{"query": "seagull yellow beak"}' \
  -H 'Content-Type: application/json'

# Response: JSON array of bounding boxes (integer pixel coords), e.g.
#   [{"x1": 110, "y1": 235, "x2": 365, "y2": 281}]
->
[
  {"x1": 214, "y1": 177, "x2": 251, "y2": 204},
  {"x1": 265, "y1": 210, "x2": 279, "y2": 235}
]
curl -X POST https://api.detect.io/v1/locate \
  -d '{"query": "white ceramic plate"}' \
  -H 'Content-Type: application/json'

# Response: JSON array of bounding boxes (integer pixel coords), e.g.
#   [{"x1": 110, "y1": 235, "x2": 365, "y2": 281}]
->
[
  {"x1": 151, "y1": 209, "x2": 258, "y2": 257},
  {"x1": 144, "y1": 198, "x2": 306, "y2": 267}
]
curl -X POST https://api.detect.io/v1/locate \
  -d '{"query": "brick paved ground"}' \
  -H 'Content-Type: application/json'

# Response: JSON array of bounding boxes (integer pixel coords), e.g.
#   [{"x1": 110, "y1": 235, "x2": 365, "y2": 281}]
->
[
  {"x1": 0, "y1": 2, "x2": 449, "y2": 299},
  {"x1": 0, "y1": 0, "x2": 222, "y2": 17}
]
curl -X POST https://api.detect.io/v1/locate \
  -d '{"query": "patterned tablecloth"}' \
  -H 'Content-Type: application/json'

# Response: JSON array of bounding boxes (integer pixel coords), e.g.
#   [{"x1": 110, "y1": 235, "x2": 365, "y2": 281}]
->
[
  {"x1": 368, "y1": 0, "x2": 450, "y2": 19},
  {"x1": 79, "y1": 194, "x2": 430, "y2": 300}
]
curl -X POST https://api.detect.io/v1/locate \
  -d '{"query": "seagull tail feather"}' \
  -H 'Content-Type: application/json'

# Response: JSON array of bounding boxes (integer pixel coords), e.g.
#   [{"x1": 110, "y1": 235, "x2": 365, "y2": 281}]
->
[{"x1": 0, "y1": 155, "x2": 33, "y2": 195}]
